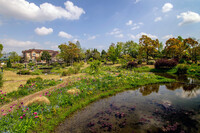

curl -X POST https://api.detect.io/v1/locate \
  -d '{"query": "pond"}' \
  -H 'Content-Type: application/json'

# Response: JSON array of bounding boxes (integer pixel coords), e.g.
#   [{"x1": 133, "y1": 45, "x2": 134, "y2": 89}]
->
[{"x1": 56, "y1": 75, "x2": 200, "y2": 133}]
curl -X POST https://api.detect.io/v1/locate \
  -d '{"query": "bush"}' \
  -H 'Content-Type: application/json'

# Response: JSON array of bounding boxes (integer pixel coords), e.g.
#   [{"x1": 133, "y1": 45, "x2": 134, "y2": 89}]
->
[
  {"x1": 62, "y1": 71, "x2": 71, "y2": 76},
  {"x1": 89, "y1": 60, "x2": 101, "y2": 74},
  {"x1": 12, "y1": 63, "x2": 24, "y2": 69},
  {"x1": 7, "y1": 59, "x2": 12, "y2": 68},
  {"x1": 155, "y1": 59, "x2": 178, "y2": 69},
  {"x1": 176, "y1": 64, "x2": 188, "y2": 74},
  {"x1": 28, "y1": 62, "x2": 35, "y2": 67},
  {"x1": 127, "y1": 61, "x2": 137, "y2": 68},
  {"x1": 187, "y1": 61, "x2": 192, "y2": 65},
  {"x1": 27, "y1": 77, "x2": 43, "y2": 84},
  {"x1": 138, "y1": 60, "x2": 142, "y2": 65},
  {"x1": 179, "y1": 59, "x2": 186, "y2": 64},
  {"x1": 17, "y1": 70, "x2": 31, "y2": 75},
  {"x1": 147, "y1": 60, "x2": 155, "y2": 65}
]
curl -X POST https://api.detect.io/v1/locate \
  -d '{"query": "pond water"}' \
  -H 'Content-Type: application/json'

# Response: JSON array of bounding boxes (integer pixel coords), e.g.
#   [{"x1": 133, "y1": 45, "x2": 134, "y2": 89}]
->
[{"x1": 56, "y1": 75, "x2": 200, "y2": 133}]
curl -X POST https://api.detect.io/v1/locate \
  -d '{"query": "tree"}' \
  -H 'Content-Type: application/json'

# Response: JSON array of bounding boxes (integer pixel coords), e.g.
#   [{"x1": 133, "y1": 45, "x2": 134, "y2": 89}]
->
[
  {"x1": 101, "y1": 50, "x2": 107, "y2": 60},
  {"x1": 139, "y1": 35, "x2": 159, "y2": 63},
  {"x1": 184, "y1": 37, "x2": 200, "y2": 63},
  {"x1": 122, "y1": 41, "x2": 139, "y2": 58},
  {"x1": 91, "y1": 49, "x2": 101, "y2": 60},
  {"x1": 165, "y1": 37, "x2": 187, "y2": 59},
  {"x1": 0, "y1": 44, "x2": 3, "y2": 58},
  {"x1": 107, "y1": 43, "x2": 117, "y2": 64},
  {"x1": 58, "y1": 42, "x2": 80, "y2": 65},
  {"x1": 9, "y1": 51, "x2": 21, "y2": 63},
  {"x1": 41, "y1": 51, "x2": 51, "y2": 64}
]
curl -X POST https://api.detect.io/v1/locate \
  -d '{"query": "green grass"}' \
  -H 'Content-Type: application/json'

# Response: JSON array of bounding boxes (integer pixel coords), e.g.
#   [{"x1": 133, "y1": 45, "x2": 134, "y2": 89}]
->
[{"x1": 0, "y1": 70, "x2": 175, "y2": 133}]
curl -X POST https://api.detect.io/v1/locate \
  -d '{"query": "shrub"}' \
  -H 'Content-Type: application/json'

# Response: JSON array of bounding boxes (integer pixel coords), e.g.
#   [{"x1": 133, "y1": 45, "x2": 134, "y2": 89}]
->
[
  {"x1": 176, "y1": 64, "x2": 188, "y2": 74},
  {"x1": 17, "y1": 70, "x2": 31, "y2": 75},
  {"x1": 12, "y1": 63, "x2": 24, "y2": 69},
  {"x1": 7, "y1": 59, "x2": 12, "y2": 68},
  {"x1": 27, "y1": 77, "x2": 43, "y2": 84},
  {"x1": 155, "y1": 59, "x2": 178, "y2": 69},
  {"x1": 62, "y1": 71, "x2": 71, "y2": 76},
  {"x1": 187, "y1": 61, "x2": 192, "y2": 65},
  {"x1": 179, "y1": 59, "x2": 186, "y2": 64},
  {"x1": 127, "y1": 61, "x2": 137, "y2": 68},
  {"x1": 138, "y1": 60, "x2": 142, "y2": 65},
  {"x1": 28, "y1": 62, "x2": 35, "y2": 67},
  {"x1": 89, "y1": 60, "x2": 101, "y2": 74},
  {"x1": 147, "y1": 60, "x2": 155, "y2": 65}
]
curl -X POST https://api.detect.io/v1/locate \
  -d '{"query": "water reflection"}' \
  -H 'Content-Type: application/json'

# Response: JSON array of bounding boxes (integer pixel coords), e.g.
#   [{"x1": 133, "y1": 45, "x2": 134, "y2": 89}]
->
[
  {"x1": 138, "y1": 74, "x2": 200, "y2": 99},
  {"x1": 56, "y1": 74, "x2": 200, "y2": 133}
]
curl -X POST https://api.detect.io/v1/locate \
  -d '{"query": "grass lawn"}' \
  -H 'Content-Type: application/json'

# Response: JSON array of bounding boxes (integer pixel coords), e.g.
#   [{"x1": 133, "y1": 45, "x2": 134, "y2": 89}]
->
[{"x1": 2, "y1": 70, "x2": 86, "y2": 93}]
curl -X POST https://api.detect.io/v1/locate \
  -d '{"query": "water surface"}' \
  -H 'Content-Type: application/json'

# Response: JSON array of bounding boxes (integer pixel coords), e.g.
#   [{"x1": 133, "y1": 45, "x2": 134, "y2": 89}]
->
[{"x1": 56, "y1": 75, "x2": 200, "y2": 133}]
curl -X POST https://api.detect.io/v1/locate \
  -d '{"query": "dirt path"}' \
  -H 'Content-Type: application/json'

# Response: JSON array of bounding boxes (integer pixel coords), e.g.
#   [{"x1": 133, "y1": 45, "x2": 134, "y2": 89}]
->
[{"x1": 0, "y1": 74, "x2": 85, "y2": 115}]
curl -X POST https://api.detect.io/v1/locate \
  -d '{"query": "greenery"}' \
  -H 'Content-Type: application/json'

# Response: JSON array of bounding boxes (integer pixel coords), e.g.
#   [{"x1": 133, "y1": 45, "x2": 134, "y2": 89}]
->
[
  {"x1": 17, "y1": 70, "x2": 31, "y2": 75},
  {"x1": 176, "y1": 64, "x2": 189, "y2": 74},
  {"x1": 0, "y1": 70, "x2": 174, "y2": 132},
  {"x1": 41, "y1": 51, "x2": 51, "y2": 64}
]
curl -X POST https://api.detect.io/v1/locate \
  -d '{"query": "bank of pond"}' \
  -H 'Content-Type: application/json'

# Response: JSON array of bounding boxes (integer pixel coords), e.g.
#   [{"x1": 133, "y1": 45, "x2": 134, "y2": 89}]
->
[{"x1": 0, "y1": 70, "x2": 200, "y2": 133}]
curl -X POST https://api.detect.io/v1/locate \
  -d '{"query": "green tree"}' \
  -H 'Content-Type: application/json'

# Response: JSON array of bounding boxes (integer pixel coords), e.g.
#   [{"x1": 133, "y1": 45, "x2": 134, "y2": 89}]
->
[
  {"x1": 58, "y1": 42, "x2": 80, "y2": 65},
  {"x1": 184, "y1": 37, "x2": 200, "y2": 63},
  {"x1": 122, "y1": 41, "x2": 139, "y2": 58},
  {"x1": 41, "y1": 51, "x2": 51, "y2": 64},
  {"x1": 101, "y1": 50, "x2": 107, "y2": 60},
  {"x1": 0, "y1": 44, "x2": 3, "y2": 58},
  {"x1": 139, "y1": 35, "x2": 159, "y2": 63},
  {"x1": 9, "y1": 51, "x2": 21, "y2": 63},
  {"x1": 107, "y1": 43, "x2": 117, "y2": 64}
]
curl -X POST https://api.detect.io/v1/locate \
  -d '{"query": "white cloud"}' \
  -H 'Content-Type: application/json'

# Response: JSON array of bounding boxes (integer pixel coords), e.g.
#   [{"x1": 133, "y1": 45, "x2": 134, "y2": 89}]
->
[
  {"x1": 162, "y1": 35, "x2": 173, "y2": 40},
  {"x1": 154, "y1": 17, "x2": 162, "y2": 22},
  {"x1": 131, "y1": 26, "x2": 140, "y2": 30},
  {"x1": 88, "y1": 36, "x2": 96, "y2": 40},
  {"x1": 177, "y1": 11, "x2": 200, "y2": 26},
  {"x1": 0, "y1": 0, "x2": 85, "y2": 22},
  {"x1": 108, "y1": 28, "x2": 121, "y2": 35},
  {"x1": 51, "y1": 45, "x2": 59, "y2": 50},
  {"x1": 1, "y1": 38, "x2": 39, "y2": 48},
  {"x1": 126, "y1": 20, "x2": 133, "y2": 26},
  {"x1": 35, "y1": 27, "x2": 53, "y2": 36},
  {"x1": 58, "y1": 31, "x2": 73, "y2": 39},
  {"x1": 134, "y1": 0, "x2": 141, "y2": 4},
  {"x1": 130, "y1": 22, "x2": 143, "y2": 30},
  {"x1": 162, "y1": 3, "x2": 173, "y2": 13},
  {"x1": 107, "y1": 28, "x2": 124, "y2": 38},
  {"x1": 128, "y1": 32, "x2": 157, "y2": 40},
  {"x1": 115, "y1": 34, "x2": 124, "y2": 38}
]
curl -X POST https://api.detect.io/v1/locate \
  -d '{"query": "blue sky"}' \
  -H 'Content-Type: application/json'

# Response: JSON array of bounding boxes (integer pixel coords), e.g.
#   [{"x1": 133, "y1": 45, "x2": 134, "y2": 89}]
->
[{"x1": 0, "y1": 0, "x2": 199, "y2": 54}]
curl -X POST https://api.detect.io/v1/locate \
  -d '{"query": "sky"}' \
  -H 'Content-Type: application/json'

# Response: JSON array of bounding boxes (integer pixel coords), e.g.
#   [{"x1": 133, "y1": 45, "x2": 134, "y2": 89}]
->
[{"x1": 0, "y1": 0, "x2": 199, "y2": 55}]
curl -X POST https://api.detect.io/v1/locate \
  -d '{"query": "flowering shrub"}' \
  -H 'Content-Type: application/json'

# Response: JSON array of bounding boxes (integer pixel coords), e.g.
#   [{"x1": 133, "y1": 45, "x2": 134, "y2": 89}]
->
[{"x1": 155, "y1": 59, "x2": 178, "y2": 69}]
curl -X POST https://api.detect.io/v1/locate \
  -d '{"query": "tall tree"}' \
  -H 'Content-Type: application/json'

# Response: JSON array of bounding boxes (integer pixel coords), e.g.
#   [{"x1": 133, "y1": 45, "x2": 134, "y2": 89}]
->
[
  {"x1": 41, "y1": 51, "x2": 51, "y2": 64},
  {"x1": 58, "y1": 42, "x2": 80, "y2": 65},
  {"x1": 165, "y1": 37, "x2": 187, "y2": 59},
  {"x1": 139, "y1": 35, "x2": 159, "y2": 63},
  {"x1": 107, "y1": 43, "x2": 117, "y2": 64},
  {"x1": 9, "y1": 51, "x2": 21, "y2": 63},
  {"x1": 184, "y1": 37, "x2": 199, "y2": 63},
  {"x1": 0, "y1": 44, "x2": 3, "y2": 58},
  {"x1": 101, "y1": 50, "x2": 107, "y2": 60},
  {"x1": 122, "y1": 41, "x2": 139, "y2": 58}
]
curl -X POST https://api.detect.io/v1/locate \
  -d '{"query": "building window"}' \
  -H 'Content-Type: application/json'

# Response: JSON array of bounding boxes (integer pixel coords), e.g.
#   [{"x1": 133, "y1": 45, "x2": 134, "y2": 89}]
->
[{"x1": 33, "y1": 53, "x2": 36, "y2": 56}]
